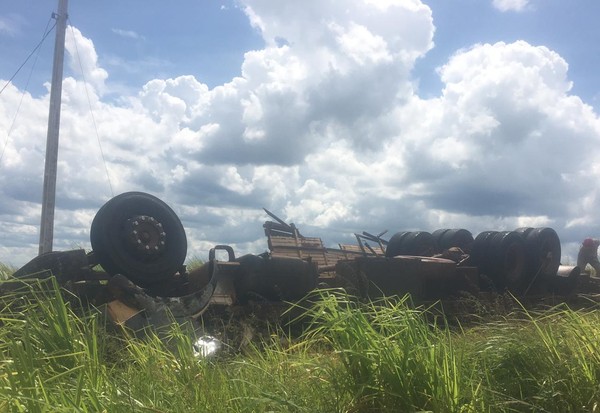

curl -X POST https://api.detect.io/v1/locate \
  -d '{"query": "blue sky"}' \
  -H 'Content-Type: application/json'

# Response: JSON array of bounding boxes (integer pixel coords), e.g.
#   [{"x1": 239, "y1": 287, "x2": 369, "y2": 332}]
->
[
  {"x1": 1, "y1": 0, "x2": 599, "y2": 267},
  {"x1": 1, "y1": 0, "x2": 263, "y2": 96}
]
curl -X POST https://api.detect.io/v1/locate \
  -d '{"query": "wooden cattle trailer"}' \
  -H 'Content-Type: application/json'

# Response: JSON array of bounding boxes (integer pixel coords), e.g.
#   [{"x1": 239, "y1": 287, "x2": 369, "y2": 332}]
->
[{"x1": 262, "y1": 209, "x2": 582, "y2": 299}]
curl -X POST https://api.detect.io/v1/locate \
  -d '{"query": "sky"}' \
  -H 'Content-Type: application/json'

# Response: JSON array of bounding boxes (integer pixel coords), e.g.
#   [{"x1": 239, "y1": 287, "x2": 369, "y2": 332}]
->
[{"x1": 0, "y1": 0, "x2": 599, "y2": 268}]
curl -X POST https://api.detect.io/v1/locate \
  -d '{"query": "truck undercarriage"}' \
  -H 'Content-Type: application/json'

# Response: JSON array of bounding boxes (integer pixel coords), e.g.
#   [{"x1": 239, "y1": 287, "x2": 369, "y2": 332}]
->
[{"x1": 1, "y1": 192, "x2": 597, "y2": 333}]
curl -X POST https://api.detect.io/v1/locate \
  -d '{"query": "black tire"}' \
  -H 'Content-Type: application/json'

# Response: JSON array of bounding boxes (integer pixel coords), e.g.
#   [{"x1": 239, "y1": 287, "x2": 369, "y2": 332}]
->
[
  {"x1": 385, "y1": 231, "x2": 434, "y2": 257},
  {"x1": 432, "y1": 229, "x2": 450, "y2": 253},
  {"x1": 234, "y1": 254, "x2": 265, "y2": 300},
  {"x1": 385, "y1": 231, "x2": 411, "y2": 257},
  {"x1": 471, "y1": 231, "x2": 526, "y2": 291},
  {"x1": 90, "y1": 192, "x2": 187, "y2": 285},
  {"x1": 514, "y1": 227, "x2": 534, "y2": 239},
  {"x1": 470, "y1": 231, "x2": 498, "y2": 271},
  {"x1": 487, "y1": 231, "x2": 526, "y2": 291},
  {"x1": 433, "y1": 228, "x2": 474, "y2": 254},
  {"x1": 401, "y1": 231, "x2": 435, "y2": 256},
  {"x1": 521, "y1": 227, "x2": 561, "y2": 280}
]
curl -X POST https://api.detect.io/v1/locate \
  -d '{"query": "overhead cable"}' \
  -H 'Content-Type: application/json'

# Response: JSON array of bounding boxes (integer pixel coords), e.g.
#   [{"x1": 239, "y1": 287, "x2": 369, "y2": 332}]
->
[
  {"x1": 0, "y1": 20, "x2": 56, "y2": 97},
  {"x1": 68, "y1": 21, "x2": 114, "y2": 197}
]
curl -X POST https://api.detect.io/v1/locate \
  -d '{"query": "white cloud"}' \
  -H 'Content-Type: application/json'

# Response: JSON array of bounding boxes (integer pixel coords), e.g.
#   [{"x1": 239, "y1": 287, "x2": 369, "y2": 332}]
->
[
  {"x1": 64, "y1": 26, "x2": 108, "y2": 94},
  {"x1": 492, "y1": 0, "x2": 531, "y2": 12},
  {"x1": 111, "y1": 28, "x2": 145, "y2": 41},
  {"x1": 331, "y1": 22, "x2": 392, "y2": 66},
  {"x1": 402, "y1": 40, "x2": 599, "y2": 220},
  {"x1": 0, "y1": 15, "x2": 24, "y2": 36}
]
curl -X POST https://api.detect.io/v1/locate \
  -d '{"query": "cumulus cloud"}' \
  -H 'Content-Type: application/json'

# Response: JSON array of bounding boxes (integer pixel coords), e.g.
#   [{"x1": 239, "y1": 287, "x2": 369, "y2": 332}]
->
[
  {"x1": 0, "y1": 0, "x2": 599, "y2": 268},
  {"x1": 64, "y1": 26, "x2": 108, "y2": 94},
  {"x1": 410, "y1": 40, "x2": 592, "y2": 218}
]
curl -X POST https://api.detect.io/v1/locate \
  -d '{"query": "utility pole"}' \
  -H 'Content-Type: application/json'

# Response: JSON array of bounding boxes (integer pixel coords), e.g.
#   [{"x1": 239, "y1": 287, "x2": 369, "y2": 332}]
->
[{"x1": 39, "y1": 0, "x2": 68, "y2": 255}]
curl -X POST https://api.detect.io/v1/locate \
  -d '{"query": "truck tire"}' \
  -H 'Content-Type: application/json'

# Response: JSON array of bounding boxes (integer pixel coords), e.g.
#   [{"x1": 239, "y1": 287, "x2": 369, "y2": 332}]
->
[
  {"x1": 514, "y1": 227, "x2": 534, "y2": 239},
  {"x1": 431, "y1": 229, "x2": 449, "y2": 253},
  {"x1": 385, "y1": 231, "x2": 434, "y2": 257},
  {"x1": 385, "y1": 231, "x2": 411, "y2": 257},
  {"x1": 90, "y1": 192, "x2": 187, "y2": 286},
  {"x1": 471, "y1": 231, "x2": 526, "y2": 292},
  {"x1": 488, "y1": 231, "x2": 526, "y2": 291},
  {"x1": 521, "y1": 227, "x2": 561, "y2": 282},
  {"x1": 432, "y1": 228, "x2": 474, "y2": 254},
  {"x1": 470, "y1": 231, "x2": 497, "y2": 268},
  {"x1": 470, "y1": 231, "x2": 498, "y2": 289}
]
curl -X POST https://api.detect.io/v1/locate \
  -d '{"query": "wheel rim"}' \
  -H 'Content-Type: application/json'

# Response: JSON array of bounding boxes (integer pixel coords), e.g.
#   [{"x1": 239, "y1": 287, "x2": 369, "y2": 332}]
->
[{"x1": 124, "y1": 215, "x2": 167, "y2": 257}]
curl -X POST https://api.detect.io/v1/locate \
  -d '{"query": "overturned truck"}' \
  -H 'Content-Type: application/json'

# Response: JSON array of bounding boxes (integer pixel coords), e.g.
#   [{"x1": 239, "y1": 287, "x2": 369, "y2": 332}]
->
[{"x1": 1, "y1": 192, "x2": 594, "y2": 328}]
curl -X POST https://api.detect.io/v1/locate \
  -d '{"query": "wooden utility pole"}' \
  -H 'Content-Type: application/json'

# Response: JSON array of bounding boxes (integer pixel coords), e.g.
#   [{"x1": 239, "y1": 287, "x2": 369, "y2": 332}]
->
[{"x1": 39, "y1": 0, "x2": 68, "y2": 255}]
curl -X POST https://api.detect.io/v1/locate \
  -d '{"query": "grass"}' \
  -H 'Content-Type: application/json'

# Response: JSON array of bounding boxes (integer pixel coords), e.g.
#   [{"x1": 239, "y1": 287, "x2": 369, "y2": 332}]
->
[
  {"x1": 2, "y1": 273, "x2": 600, "y2": 412},
  {"x1": 185, "y1": 256, "x2": 205, "y2": 271},
  {"x1": 0, "y1": 263, "x2": 17, "y2": 281}
]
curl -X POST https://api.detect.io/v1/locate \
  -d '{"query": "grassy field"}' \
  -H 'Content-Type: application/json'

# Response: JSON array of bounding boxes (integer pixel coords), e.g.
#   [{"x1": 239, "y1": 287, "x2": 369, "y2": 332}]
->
[{"x1": 1, "y1": 276, "x2": 600, "y2": 412}]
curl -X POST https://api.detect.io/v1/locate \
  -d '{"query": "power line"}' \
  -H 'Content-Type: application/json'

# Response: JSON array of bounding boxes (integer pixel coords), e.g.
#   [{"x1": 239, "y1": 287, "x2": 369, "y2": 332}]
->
[
  {"x1": 0, "y1": 17, "x2": 55, "y2": 166},
  {"x1": 0, "y1": 20, "x2": 57, "y2": 97},
  {"x1": 68, "y1": 22, "x2": 114, "y2": 198}
]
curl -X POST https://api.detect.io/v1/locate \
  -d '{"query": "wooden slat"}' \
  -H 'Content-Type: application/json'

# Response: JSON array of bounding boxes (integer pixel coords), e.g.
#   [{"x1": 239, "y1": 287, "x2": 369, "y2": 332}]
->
[
  {"x1": 269, "y1": 235, "x2": 323, "y2": 248},
  {"x1": 339, "y1": 243, "x2": 384, "y2": 255},
  {"x1": 265, "y1": 219, "x2": 382, "y2": 272}
]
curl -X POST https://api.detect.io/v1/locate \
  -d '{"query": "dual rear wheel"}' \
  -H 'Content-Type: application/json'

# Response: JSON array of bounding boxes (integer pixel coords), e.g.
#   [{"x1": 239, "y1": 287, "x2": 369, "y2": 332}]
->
[{"x1": 471, "y1": 227, "x2": 560, "y2": 293}]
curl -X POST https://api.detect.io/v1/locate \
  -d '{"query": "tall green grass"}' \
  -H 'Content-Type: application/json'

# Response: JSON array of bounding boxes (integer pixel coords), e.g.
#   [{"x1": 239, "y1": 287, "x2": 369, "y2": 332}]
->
[
  {"x1": 0, "y1": 263, "x2": 17, "y2": 281},
  {"x1": 2, "y1": 279, "x2": 600, "y2": 412},
  {"x1": 297, "y1": 291, "x2": 600, "y2": 412},
  {"x1": 0, "y1": 278, "x2": 111, "y2": 411},
  {"x1": 466, "y1": 304, "x2": 600, "y2": 412},
  {"x1": 297, "y1": 292, "x2": 475, "y2": 412}
]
